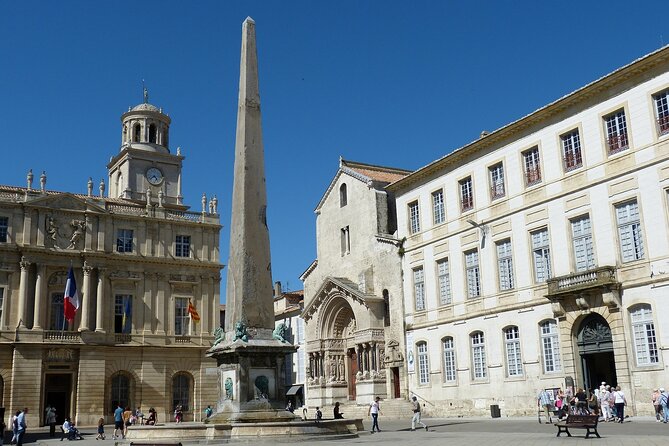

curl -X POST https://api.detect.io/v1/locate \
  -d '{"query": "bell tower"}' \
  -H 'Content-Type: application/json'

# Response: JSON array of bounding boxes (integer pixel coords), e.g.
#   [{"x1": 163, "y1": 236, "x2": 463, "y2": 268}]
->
[{"x1": 107, "y1": 88, "x2": 185, "y2": 207}]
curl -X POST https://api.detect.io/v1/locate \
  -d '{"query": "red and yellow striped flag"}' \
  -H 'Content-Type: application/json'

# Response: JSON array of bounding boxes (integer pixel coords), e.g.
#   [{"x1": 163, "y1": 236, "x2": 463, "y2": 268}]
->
[{"x1": 188, "y1": 299, "x2": 201, "y2": 323}]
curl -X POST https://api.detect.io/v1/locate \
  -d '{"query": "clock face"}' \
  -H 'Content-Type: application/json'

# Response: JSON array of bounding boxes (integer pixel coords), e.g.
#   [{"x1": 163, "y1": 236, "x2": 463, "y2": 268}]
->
[{"x1": 146, "y1": 167, "x2": 163, "y2": 185}]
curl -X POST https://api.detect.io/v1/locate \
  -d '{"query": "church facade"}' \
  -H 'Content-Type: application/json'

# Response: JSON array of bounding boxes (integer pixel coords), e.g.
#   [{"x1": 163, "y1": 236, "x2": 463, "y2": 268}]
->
[
  {"x1": 0, "y1": 95, "x2": 222, "y2": 426},
  {"x1": 389, "y1": 46, "x2": 669, "y2": 416},
  {"x1": 301, "y1": 159, "x2": 411, "y2": 407}
]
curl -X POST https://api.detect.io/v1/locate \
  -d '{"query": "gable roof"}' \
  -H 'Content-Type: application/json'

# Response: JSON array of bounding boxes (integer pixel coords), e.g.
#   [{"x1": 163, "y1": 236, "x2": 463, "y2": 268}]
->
[{"x1": 314, "y1": 157, "x2": 411, "y2": 213}]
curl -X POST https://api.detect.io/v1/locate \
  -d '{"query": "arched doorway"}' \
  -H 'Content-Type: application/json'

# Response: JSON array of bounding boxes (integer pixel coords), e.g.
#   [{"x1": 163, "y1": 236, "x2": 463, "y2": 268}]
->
[{"x1": 577, "y1": 313, "x2": 617, "y2": 390}]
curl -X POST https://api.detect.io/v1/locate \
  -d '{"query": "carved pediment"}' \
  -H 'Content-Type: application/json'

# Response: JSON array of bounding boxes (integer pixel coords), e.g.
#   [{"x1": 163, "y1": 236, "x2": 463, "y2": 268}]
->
[
  {"x1": 302, "y1": 276, "x2": 384, "y2": 321},
  {"x1": 28, "y1": 193, "x2": 106, "y2": 214}
]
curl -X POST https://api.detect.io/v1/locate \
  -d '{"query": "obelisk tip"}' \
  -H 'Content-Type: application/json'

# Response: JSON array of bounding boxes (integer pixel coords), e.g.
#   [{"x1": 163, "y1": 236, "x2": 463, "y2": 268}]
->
[{"x1": 244, "y1": 16, "x2": 255, "y2": 25}]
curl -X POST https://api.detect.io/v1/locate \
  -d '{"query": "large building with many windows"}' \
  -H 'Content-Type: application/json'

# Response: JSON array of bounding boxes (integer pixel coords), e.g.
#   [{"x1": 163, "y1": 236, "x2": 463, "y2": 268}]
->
[
  {"x1": 388, "y1": 45, "x2": 669, "y2": 416},
  {"x1": 0, "y1": 95, "x2": 222, "y2": 426}
]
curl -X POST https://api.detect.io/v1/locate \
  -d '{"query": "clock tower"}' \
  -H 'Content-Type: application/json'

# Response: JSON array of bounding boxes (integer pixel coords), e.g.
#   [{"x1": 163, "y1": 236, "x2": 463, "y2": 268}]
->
[{"x1": 107, "y1": 89, "x2": 185, "y2": 207}]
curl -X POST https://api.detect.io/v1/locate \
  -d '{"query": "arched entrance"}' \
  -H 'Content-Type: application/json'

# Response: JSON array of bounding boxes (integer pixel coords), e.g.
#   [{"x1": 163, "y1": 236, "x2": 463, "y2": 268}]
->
[{"x1": 577, "y1": 313, "x2": 617, "y2": 390}]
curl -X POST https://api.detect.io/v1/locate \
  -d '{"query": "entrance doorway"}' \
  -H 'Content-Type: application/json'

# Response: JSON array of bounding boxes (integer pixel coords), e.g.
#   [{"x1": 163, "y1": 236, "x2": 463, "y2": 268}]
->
[
  {"x1": 347, "y1": 348, "x2": 357, "y2": 400},
  {"x1": 391, "y1": 367, "x2": 400, "y2": 398},
  {"x1": 44, "y1": 374, "x2": 72, "y2": 425},
  {"x1": 577, "y1": 313, "x2": 617, "y2": 391}
]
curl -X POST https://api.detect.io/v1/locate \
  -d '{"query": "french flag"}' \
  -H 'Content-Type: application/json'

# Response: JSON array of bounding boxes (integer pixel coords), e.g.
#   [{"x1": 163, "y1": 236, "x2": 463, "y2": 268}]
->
[{"x1": 63, "y1": 266, "x2": 80, "y2": 322}]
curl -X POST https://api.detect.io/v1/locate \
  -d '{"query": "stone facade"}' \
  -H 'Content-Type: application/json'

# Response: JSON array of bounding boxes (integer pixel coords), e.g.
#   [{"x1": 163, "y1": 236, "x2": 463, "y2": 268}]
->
[
  {"x1": 273, "y1": 283, "x2": 306, "y2": 407},
  {"x1": 301, "y1": 159, "x2": 411, "y2": 407},
  {"x1": 388, "y1": 46, "x2": 669, "y2": 417},
  {"x1": 0, "y1": 97, "x2": 222, "y2": 426}
]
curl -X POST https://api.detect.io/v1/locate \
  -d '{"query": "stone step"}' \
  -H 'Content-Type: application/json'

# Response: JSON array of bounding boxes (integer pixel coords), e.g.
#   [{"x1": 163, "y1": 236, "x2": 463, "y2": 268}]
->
[{"x1": 303, "y1": 400, "x2": 415, "y2": 420}]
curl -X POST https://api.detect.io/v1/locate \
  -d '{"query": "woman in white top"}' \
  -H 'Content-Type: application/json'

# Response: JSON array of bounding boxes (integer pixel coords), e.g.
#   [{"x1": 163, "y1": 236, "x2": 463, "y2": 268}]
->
[{"x1": 613, "y1": 386, "x2": 626, "y2": 423}]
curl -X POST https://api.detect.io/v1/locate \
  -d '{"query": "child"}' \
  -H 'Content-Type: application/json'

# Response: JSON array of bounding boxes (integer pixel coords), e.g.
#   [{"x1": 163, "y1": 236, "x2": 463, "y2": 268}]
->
[
  {"x1": 315, "y1": 407, "x2": 323, "y2": 423},
  {"x1": 96, "y1": 417, "x2": 105, "y2": 440}
]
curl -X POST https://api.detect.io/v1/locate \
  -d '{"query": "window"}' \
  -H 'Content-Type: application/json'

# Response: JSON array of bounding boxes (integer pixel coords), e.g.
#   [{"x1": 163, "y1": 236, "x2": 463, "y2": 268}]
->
[
  {"x1": 616, "y1": 200, "x2": 644, "y2": 262},
  {"x1": 383, "y1": 289, "x2": 390, "y2": 327},
  {"x1": 496, "y1": 239, "x2": 514, "y2": 290},
  {"x1": 417, "y1": 342, "x2": 430, "y2": 385},
  {"x1": 465, "y1": 249, "x2": 480, "y2": 298},
  {"x1": 540, "y1": 320, "x2": 562, "y2": 373},
  {"x1": 110, "y1": 373, "x2": 131, "y2": 409},
  {"x1": 442, "y1": 337, "x2": 456, "y2": 382},
  {"x1": 114, "y1": 295, "x2": 132, "y2": 334},
  {"x1": 340, "y1": 226, "x2": 350, "y2": 255},
  {"x1": 149, "y1": 123, "x2": 157, "y2": 143},
  {"x1": 571, "y1": 216, "x2": 595, "y2": 272},
  {"x1": 437, "y1": 258, "x2": 452, "y2": 305},
  {"x1": 49, "y1": 293, "x2": 65, "y2": 330},
  {"x1": 432, "y1": 189, "x2": 445, "y2": 224},
  {"x1": 522, "y1": 147, "x2": 541, "y2": 186},
  {"x1": 408, "y1": 201, "x2": 420, "y2": 234},
  {"x1": 116, "y1": 229, "x2": 133, "y2": 253},
  {"x1": 630, "y1": 305, "x2": 658, "y2": 365},
  {"x1": 531, "y1": 228, "x2": 551, "y2": 282},
  {"x1": 459, "y1": 177, "x2": 473, "y2": 212},
  {"x1": 133, "y1": 123, "x2": 141, "y2": 142},
  {"x1": 489, "y1": 163, "x2": 505, "y2": 200},
  {"x1": 172, "y1": 373, "x2": 191, "y2": 412},
  {"x1": 339, "y1": 183, "x2": 347, "y2": 207},
  {"x1": 605, "y1": 110, "x2": 629, "y2": 154},
  {"x1": 175, "y1": 297, "x2": 190, "y2": 335},
  {"x1": 0, "y1": 287, "x2": 4, "y2": 324},
  {"x1": 471, "y1": 332, "x2": 487, "y2": 379},
  {"x1": 413, "y1": 267, "x2": 425, "y2": 311},
  {"x1": 561, "y1": 129, "x2": 583, "y2": 171},
  {"x1": 0, "y1": 216, "x2": 7, "y2": 242},
  {"x1": 653, "y1": 89, "x2": 669, "y2": 136},
  {"x1": 175, "y1": 235, "x2": 191, "y2": 258},
  {"x1": 504, "y1": 326, "x2": 523, "y2": 377}
]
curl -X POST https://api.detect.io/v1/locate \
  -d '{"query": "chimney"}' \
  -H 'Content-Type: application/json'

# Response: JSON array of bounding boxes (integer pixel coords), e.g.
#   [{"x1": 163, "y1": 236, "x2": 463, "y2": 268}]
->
[{"x1": 274, "y1": 281, "x2": 282, "y2": 297}]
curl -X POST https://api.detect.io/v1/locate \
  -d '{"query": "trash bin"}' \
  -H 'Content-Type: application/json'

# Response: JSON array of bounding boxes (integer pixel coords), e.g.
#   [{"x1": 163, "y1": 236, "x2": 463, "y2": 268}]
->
[{"x1": 490, "y1": 404, "x2": 501, "y2": 418}]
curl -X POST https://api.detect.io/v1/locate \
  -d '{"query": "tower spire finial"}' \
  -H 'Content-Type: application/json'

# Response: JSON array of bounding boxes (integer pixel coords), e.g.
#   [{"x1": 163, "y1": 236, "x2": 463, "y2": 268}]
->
[{"x1": 142, "y1": 79, "x2": 148, "y2": 103}]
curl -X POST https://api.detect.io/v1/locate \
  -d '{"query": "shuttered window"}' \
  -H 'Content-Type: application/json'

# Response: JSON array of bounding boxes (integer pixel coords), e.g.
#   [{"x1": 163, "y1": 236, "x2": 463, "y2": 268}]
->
[
  {"x1": 531, "y1": 229, "x2": 551, "y2": 282},
  {"x1": 616, "y1": 201, "x2": 644, "y2": 262},
  {"x1": 571, "y1": 216, "x2": 595, "y2": 272}
]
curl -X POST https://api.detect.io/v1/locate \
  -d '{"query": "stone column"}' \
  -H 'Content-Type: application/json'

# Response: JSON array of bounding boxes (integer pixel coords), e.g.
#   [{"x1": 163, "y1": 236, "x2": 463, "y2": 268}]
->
[
  {"x1": 79, "y1": 261, "x2": 92, "y2": 331},
  {"x1": 155, "y1": 273, "x2": 166, "y2": 335},
  {"x1": 95, "y1": 268, "x2": 106, "y2": 333},
  {"x1": 355, "y1": 344, "x2": 362, "y2": 373},
  {"x1": 17, "y1": 257, "x2": 30, "y2": 328},
  {"x1": 143, "y1": 273, "x2": 153, "y2": 334},
  {"x1": 33, "y1": 264, "x2": 46, "y2": 330}
]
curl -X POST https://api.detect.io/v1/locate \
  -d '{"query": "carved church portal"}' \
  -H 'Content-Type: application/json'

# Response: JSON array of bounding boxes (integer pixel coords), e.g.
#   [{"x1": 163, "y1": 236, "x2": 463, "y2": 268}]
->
[
  {"x1": 44, "y1": 373, "x2": 72, "y2": 425},
  {"x1": 347, "y1": 348, "x2": 357, "y2": 400},
  {"x1": 577, "y1": 313, "x2": 617, "y2": 391}
]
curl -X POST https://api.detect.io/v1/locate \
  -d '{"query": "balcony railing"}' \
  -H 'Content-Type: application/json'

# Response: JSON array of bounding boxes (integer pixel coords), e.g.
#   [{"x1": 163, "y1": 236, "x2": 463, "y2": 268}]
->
[
  {"x1": 490, "y1": 183, "x2": 505, "y2": 200},
  {"x1": 563, "y1": 152, "x2": 583, "y2": 172},
  {"x1": 607, "y1": 132, "x2": 629, "y2": 155},
  {"x1": 43, "y1": 331, "x2": 81, "y2": 342},
  {"x1": 524, "y1": 167, "x2": 541, "y2": 186},
  {"x1": 460, "y1": 196, "x2": 473, "y2": 212},
  {"x1": 175, "y1": 336, "x2": 191, "y2": 344},
  {"x1": 115, "y1": 334, "x2": 132, "y2": 344},
  {"x1": 546, "y1": 266, "x2": 618, "y2": 297}
]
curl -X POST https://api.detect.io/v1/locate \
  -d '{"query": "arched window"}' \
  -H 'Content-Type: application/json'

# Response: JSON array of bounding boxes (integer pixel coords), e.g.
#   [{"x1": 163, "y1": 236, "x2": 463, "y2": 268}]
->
[
  {"x1": 540, "y1": 320, "x2": 561, "y2": 372},
  {"x1": 416, "y1": 342, "x2": 429, "y2": 385},
  {"x1": 110, "y1": 372, "x2": 131, "y2": 410},
  {"x1": 470, "y1": 331, "x2": 487, "y2": 379},
  {"x1": 339, "y1": 183, "x2": 347, "y2": 207},
  {"x1": 148, "y1": 124, "x2": 157, "y2": 143},
  {"x1": 49, "y1": 293, "x2": 65, "y2": 330},
  {"x1": 133, "y1": 123, "x2": 141, "y2": 142},
  {"x1": 442, "y1": 337, "x2": 456, "y2": 382},
  {"x1": 504, "y1": 326, "x2": 522, "y2": 376},
  {"x1": 630, "y1": 305, "x2": 658, "y2": 365},
  {"x1": 383, "y1": 289, "x2": 390, "y2": 327},
  {"x1": 172, "y1": 372, "x2": 192, "y2": 412}
]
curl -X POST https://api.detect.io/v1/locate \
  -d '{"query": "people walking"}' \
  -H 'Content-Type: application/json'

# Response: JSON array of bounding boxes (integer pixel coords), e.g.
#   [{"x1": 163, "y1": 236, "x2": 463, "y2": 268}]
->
[
  {"x1": 659, "y1": 388, "x2": 669, "y2": 423},
  {"x1": 16, "y1": 408, "x2": 28, "y2": 446},
  {"x1": 410, "y1": 396, "x2": 427, "y2": 431},
  {"x1": 652, "y1": 389, "x2": 662, "y2": 421},
  {"x1": 537, "y1": 389, "x2": 552, "y2": 423},
  {"x1": 598, "y1": 385, "x2": 611, "y2": 421},
  {"x1": 613, "y1": 386, "x2": 626, "y2": 423},
  {"x1": 122, "y1": 406, "x2": 133, "y2": 437},
  {"x1": 45, "y1": 405, "x2": 57, "y2": 437},
  {"x1": 368, "y1": 396, "x2": 382, "y2": 433},
  {"x1": 113, "y1": 403, "x2": 123, "y2": 439},
  {"x1": 11, "y1": 410, "x2": 20, "y2": 444},
  {"x1": 96, "y1": 417, "x2": 106, "y2": 440}
]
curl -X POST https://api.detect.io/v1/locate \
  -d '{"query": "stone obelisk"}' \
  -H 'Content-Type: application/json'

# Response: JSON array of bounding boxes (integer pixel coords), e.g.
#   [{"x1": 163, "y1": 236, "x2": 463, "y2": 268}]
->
[{"x1": 207, "y1": 17, "x2": 297, "y2": 423}]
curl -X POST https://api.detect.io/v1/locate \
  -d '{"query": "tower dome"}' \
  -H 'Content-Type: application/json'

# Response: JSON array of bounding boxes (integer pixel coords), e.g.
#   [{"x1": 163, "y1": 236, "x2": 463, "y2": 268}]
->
[{"x1": 120, "y1": 88, "x2": 171, "y2": 153}]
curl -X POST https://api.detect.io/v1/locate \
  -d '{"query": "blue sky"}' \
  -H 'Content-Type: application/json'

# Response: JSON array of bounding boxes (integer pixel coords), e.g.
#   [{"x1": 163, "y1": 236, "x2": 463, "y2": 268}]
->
[{"x1": 2, "y1": 1, "x2": 668, "y2": 301}]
